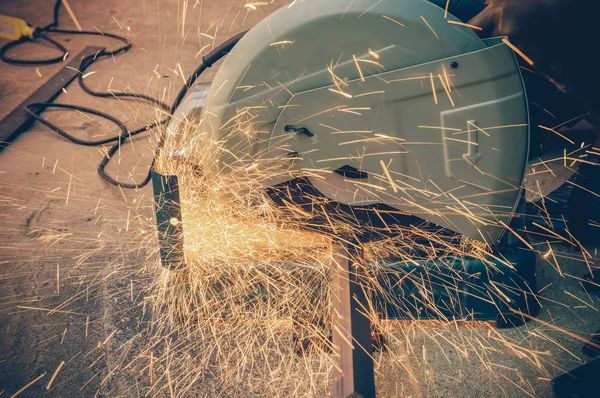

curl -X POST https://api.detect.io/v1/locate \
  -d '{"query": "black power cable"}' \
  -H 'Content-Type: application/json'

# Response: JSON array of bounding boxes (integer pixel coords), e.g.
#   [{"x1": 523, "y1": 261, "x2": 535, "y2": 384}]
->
[
  {"x1": 0, "y1": 34, "x2": 68, "y2": 65},
  {"x1": 1, "y1": 0, "x2": 246, "y2": 188}
]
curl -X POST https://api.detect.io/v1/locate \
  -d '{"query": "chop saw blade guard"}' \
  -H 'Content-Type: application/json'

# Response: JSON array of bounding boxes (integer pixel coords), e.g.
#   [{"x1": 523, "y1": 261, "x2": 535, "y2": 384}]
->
[{"x1": 161, "y1": 0, "x2": 530, "y2": 246}]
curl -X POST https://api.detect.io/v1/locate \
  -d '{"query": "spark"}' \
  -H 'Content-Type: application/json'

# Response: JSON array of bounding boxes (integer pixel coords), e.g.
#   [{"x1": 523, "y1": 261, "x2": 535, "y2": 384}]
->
[
  {"x1": 386, "y1": 75, "x2": 428, "y2": 83},
  {"x1": 269, "y1": 40, "x2": 295, "y2": 46},
  {"x1": 447, "y1": 20, "x2": 483, "y2": 31},
  {"x1": 176, "y1": 63, "x2": 187, "y2": 85},
  {"x1": 438, "y1": 73, "x2": 454, "y2": 106},
  {"x1": 328, "y1": 88, "x2": 353, "y2": 98},
  {"x1": 353, "y1": 55, "x2": 365, "y2": 82},
  {"x1": 328, "y1": 61, "x2": 349, "y2": 90},
  {"x1": 354, "y1": 90, "x2": 385, "y2": 97},
  {"x1": 10, "y1": 373, "x2": 46, "y2": 398},
  {"x1": 566, "y1": 180, "x2": 600, "y2": 198},
  {"x1": 442, "y1": 64, "x2": 452, "y2": 93},
  {"x1": 373, "y1": 133, "x2": 406, "y2": 142},
  {"x1": 564, "y1": 290, "x2": 598, "y2": 312},
  {"x1": 65, "y1": 174, "x2": 72, "y2": 206},
  {"x1": 62, "y1": 0, "x2": 82, "y2": 31},
  {"x1": 545, "y1": 242, "x2": 563, "y2": 276},
  {"x1": 46, "y1": 361, "x2": 65, "y2": 390},
  {"x1": 244, "y1": 2, "x2": 267, "y2": 10},
  {"x1": 111, "y1": 16, "x2": 123, "y2": 30},
  {"x1": 465, "y1": 120, "x2": 490, "y2": 137},
  {"x1": 421, "y1": 16, "x2": 439, "y2": 39},
  {"x1": 419, "y1": 125, "x2": 461, "y2": 131},
  {"x1": 429, "y1": 73, "x2": 438, "y2": 104},
  {"x1": 359, "y1": 0, "x2": 384, "y2": 17},
  {"x1": 498, "y1": 220, "x2": 534, "y2": 250},
  {"x1": 381, "y1": 15, "x2": 405, "y2": 27},
  {"x1": 502, "y1": 38, "x2": 534, "y2": 66},
  {"x1": 380, "y1": 159, "x2": 399, "y2": 193},
  {"x1": 538, "y1": 125, "x2": 575, "y2": 144}
]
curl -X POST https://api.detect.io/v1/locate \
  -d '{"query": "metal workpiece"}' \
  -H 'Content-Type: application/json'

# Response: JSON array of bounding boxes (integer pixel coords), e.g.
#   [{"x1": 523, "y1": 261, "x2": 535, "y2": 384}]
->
[{"x1": 331, "y1": 239, "x2": 376, "y2": 398}]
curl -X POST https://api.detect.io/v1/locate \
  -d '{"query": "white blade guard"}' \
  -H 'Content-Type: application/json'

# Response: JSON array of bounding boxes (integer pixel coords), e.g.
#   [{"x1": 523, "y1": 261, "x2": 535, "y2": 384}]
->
[{"x1": 185, "y1": 0, "x2": 529, "y2": 244}]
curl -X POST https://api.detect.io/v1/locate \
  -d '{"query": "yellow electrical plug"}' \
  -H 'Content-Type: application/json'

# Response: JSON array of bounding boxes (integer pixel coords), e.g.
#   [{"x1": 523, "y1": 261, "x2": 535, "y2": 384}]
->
[{"x1": 0, "y1": 15, "x2": 35, "y2": 41}]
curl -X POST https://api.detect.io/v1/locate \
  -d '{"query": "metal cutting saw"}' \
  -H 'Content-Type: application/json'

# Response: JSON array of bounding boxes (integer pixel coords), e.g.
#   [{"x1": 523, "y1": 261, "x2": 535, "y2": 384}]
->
[
  {"x1": 160, "y1": 0, "x2": 529, "y2": 244},
  {"x1": 151, "y1": 0, "x2": 538, "y2": 396}
]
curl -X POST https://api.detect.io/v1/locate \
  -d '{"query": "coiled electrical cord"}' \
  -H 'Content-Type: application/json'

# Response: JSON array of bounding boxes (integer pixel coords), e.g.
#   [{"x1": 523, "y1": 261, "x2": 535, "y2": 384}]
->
[{"x1": 1, "y1": 0, "x2": 246, "y2": 188}]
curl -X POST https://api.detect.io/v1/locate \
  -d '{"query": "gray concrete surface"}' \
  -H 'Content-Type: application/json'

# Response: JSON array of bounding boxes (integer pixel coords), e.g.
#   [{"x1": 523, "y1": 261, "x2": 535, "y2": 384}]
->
[{"x1": 0, "y1": 1, "x2": 599, "y2": 397}]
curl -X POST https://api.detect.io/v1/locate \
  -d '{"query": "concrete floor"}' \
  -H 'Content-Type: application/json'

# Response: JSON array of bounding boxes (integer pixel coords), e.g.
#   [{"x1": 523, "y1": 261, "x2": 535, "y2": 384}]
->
[{"x1": 0, "y1": 1, "x2": 599, "y2": 397}]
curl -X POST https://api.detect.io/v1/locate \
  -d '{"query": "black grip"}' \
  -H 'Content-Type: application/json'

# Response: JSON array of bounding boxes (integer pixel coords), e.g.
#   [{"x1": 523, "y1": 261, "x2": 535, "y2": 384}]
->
[{"x1": 152, "y1": 170, "x2": 186, "y2": 270}]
